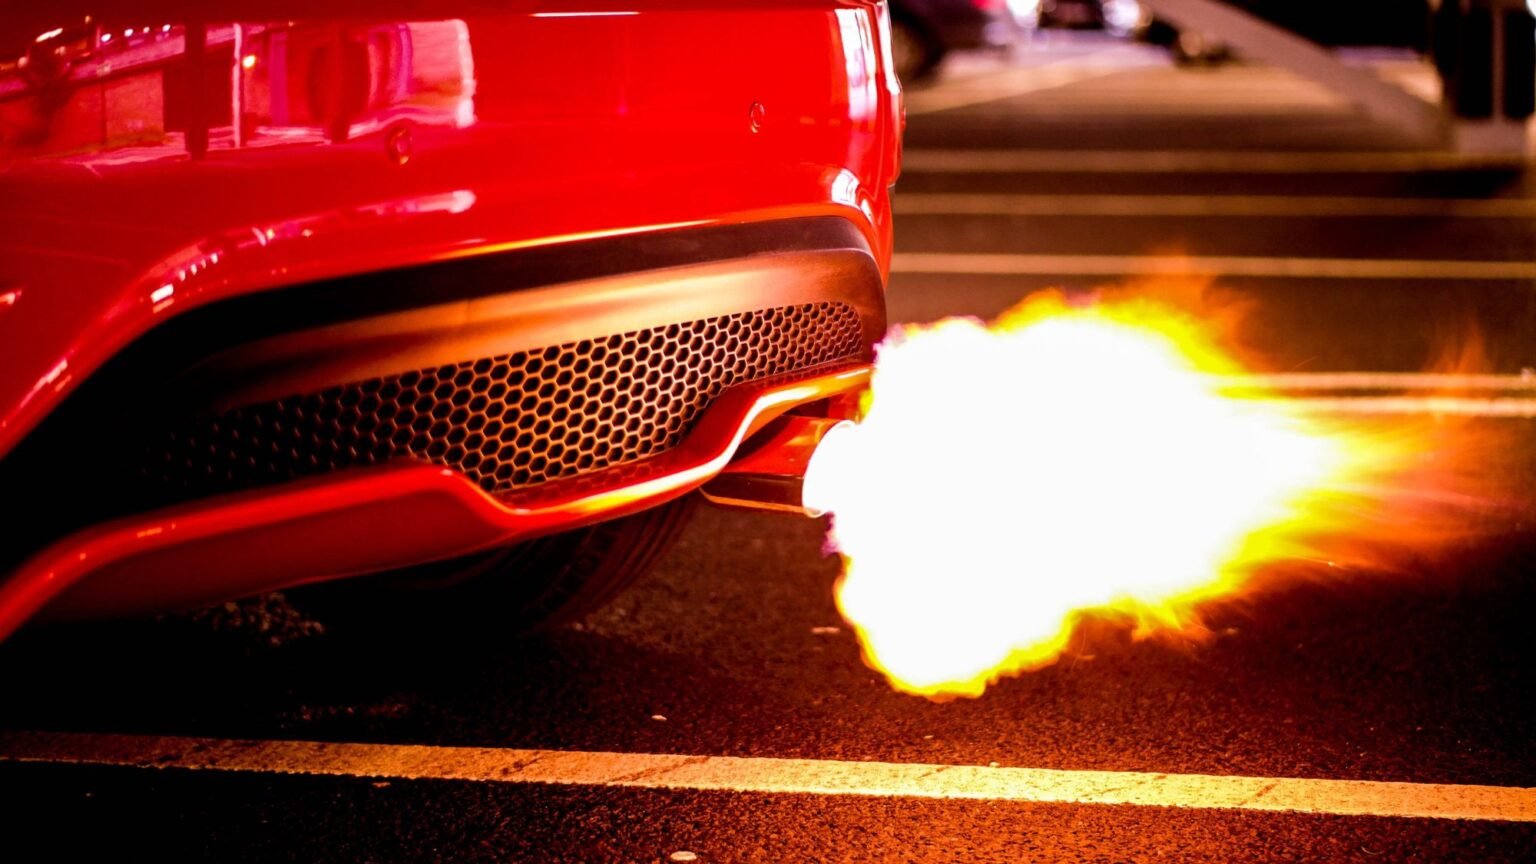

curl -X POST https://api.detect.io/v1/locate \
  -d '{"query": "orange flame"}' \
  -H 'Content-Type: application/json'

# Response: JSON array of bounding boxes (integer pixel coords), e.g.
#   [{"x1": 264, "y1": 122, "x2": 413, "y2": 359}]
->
[{"x1": 803, "y1": 287, "x2": 1504, "y2": 699}]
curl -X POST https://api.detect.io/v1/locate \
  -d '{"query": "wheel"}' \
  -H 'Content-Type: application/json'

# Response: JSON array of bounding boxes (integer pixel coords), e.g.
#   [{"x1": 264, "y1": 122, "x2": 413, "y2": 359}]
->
[
  {"x1": 300, "y1": 496, "x2": 697, "y2": 639},
  {"x1": 1172, "y1": 30, "x2": 1230, "y2": 65},
  {"x1": 890, "y1": 16, "x2": 945, "y2": 84}
]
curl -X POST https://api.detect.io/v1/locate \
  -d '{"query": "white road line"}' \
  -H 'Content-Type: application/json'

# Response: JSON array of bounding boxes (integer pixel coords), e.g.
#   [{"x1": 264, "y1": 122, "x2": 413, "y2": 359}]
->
[
  {"x1": 1220, "y1": 374, "x2": 1536, "y2": 418},
  {"x1": 901, "y1": 149, "x2": 1527, "y2": 173},
  {"x1": 1222, "y1": 373, "x2": 1536, "y2": 393},
  {"x1": 906, "y1": 51, "x2": 1148, "y2": 115},
  {"x1": 894, "y1": 193, "x2": 1536, "y2": 219},
  {"x1": 983, "y1": 102, "x2": 1359, "y2": 116},
  {"x1": 1, "y1": 731, "x2": 1531, "y2": 822},
  {"x1": 1281, "y1": 397, "x2": 1536, "y2": 417},
  {"x1": 891, "y1": 253, "x2": 1536, "y2": 281},
  {"x1": 1219, "y1": 372, "x2": 1536, "y2": 392}
]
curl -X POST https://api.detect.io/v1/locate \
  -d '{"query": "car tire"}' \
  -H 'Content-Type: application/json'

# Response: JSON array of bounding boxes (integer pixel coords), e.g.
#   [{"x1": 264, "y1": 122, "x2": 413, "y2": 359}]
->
[
  {"x1": 301, "y1": 496, "x2": 697, "y2": 638},
  {"x1": 890, "y1": 16, "x2": 944, "y2": 84},
  {"x1": 1172, "y1": 30, "x2": 1230, "y2": 66}
]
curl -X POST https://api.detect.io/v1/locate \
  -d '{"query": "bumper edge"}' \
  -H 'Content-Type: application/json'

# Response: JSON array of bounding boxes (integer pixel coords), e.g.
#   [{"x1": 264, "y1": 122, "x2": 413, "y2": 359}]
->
[{"x1": 1, "y1": 364, "x2": 869, "y2": 635}]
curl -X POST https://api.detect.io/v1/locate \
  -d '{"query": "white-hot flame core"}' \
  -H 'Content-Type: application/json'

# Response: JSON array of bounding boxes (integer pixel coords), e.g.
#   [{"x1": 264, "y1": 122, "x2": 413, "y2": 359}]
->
[{"x1": 803, "y1": 311, "x2": 1345, "y2": 697}]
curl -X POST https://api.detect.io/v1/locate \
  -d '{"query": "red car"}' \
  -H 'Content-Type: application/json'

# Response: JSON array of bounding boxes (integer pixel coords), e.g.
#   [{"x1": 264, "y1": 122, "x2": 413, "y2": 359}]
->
[{"x1": 0, "y1": 2, "x2": 902, "y2": 639}]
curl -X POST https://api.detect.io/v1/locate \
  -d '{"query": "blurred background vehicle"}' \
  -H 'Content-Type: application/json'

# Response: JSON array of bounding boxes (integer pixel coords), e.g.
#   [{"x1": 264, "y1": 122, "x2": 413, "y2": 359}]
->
[
  {"x1": 1011, "y1": 0, "x2": 1143, "y2": 35},
  {"x1": 888, "y1": 0, "x2": 1016, "y2": 82},
  {"x1": 1035, "y1": 0, "x2": 1106, "y2": 30}
]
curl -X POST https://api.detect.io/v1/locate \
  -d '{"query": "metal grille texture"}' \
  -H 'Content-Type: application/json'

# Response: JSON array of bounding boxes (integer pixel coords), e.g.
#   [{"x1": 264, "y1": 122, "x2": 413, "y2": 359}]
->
[{"x1": 145, "y1": 302, "x2": 864, "y2": 496}]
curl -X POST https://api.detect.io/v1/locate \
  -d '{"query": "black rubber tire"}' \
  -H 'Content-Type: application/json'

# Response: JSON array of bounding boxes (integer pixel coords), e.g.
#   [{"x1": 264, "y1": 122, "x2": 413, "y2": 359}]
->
[
  {"x1": 890, "y1": 17, "x2": 945, "y2": 84},
  {"x1": 300, "y1": 496, "x2": 697, "y2": 639},
  {"x1": 1172, "y1": 31, "x2": 1231, "y2": 66}
]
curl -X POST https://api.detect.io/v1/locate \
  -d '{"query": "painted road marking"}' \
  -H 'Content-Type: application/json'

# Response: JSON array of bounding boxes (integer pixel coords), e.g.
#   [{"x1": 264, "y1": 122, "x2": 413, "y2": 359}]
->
[
  {"x1": 1281, "y1": 397, "x2": 1536, "y2": 418},
  {"x1": 895, "y1": 193, "x2": 1536, "y2": 219},
  {"x1": 906, "y1": 50, "x2": 1150, "y2": 115},
  {"x1": 891, "y1": 253, "x2": 1536, "y2": 281},
  {"x1": 901, "y1": 149, "x2": 1525, "y2": 174},
  {"x1": 1224, "y1": 374, "x2": 1536, "y2": 418},
  {"x1": 0, "y1": 731, "x2": 1532, "y2": 822},
  {"x1": 1222, "y1": 373, "x2": 1536, "y2": 391}
]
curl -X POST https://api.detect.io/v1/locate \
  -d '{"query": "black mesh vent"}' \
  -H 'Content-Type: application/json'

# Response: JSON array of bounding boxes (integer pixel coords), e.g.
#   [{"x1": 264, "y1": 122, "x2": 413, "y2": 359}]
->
[{"x1": 144, "y1": 302, "x2": 863, "y2": 497}]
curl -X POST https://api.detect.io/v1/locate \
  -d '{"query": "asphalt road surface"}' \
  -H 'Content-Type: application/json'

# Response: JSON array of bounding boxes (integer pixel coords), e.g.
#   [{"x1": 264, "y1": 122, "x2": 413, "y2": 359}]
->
[{"x1": 4, "y1": 34, "x2": 1536, "y2": 862}]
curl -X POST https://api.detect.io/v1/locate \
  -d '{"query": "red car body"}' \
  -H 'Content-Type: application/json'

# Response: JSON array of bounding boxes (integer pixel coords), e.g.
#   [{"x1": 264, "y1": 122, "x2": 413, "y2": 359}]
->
[{"x1": 0, "y1": 1, "x2": 902, "y2": 638}]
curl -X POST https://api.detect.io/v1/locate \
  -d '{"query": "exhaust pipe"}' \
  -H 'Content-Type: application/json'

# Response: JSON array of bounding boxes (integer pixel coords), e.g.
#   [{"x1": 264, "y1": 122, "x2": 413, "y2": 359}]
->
[{"x1": 701, "y1": 415, "x2": 852, "y2": 515}]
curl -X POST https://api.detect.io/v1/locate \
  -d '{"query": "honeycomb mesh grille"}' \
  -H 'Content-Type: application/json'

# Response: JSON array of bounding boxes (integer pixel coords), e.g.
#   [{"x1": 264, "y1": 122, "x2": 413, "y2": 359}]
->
[{"x1": 146, "y1": 302, "x2": 863, "y2": 496}]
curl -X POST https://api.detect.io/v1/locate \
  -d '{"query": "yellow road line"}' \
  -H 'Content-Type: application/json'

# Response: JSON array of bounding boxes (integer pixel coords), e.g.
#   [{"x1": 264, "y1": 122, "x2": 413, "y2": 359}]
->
[
  {"x1": 891, "y1": 252, "x2": 1536, "y2": 280},
  {"x1": 1, "y1": 731, "x2": 1532, "y2": 822}
]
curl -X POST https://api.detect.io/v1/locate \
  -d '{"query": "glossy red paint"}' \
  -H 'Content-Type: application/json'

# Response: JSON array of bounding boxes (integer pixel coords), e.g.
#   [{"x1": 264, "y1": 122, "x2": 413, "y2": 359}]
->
[
  {"x1": 0, "y1": 1, "x2": 901, "y2": 457},
  {"x1": 0, "y1": 365, "x2": 871, "y2": 637},
  {"x1": 0, "y1": 1, "x2": 901, "y2": 633}
]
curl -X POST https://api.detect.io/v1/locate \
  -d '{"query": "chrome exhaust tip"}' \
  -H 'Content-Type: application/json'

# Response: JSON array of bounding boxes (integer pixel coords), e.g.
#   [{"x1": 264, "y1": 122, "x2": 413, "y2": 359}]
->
[{"x1": 701, "y1": 415, "x2": 853, "y2": 516}]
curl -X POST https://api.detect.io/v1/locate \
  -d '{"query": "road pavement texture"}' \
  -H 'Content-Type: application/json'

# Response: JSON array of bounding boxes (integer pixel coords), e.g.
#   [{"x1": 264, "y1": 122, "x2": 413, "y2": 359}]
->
[{"x1": 3, "y1": 34, "x2": 1536, "y2": 862}]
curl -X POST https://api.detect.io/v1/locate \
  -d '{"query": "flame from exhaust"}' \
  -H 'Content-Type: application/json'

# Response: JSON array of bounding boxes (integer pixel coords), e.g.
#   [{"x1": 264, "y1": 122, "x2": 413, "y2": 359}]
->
[{"x1": 802, "y1": 289, "x2": 1495, "y2": 699}]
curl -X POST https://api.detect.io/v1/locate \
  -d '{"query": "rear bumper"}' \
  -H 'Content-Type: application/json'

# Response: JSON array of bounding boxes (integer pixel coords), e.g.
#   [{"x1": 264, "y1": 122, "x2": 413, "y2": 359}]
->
[
  {"x1": 0, "y1": 216, "x2": 884, "y2": 635},
  {"x1": 2, "y1": 365, "x2": 868, "y2": 634}
]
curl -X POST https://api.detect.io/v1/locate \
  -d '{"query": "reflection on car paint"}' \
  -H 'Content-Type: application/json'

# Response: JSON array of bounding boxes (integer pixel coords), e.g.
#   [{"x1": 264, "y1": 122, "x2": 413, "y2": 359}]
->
[{"x1": 2, "y1": 19, "x2": 475, "y2": 161}]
